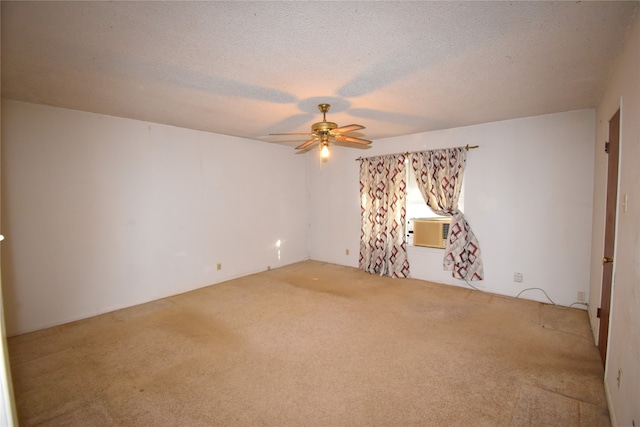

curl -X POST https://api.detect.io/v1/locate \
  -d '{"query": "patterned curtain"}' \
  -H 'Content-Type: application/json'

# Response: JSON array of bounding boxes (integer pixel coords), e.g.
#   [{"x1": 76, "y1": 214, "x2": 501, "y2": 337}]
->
[
  {"x1": 359, "y1": 154, "x2": 410, "y2": 278},
  {"x1": 411, "y1": 147, "x2": 484, "y2": 281}
]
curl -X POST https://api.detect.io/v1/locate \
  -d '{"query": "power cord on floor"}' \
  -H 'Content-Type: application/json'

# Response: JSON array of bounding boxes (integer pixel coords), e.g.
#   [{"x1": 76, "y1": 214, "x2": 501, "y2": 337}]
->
[
  {"x1": 569, "y1": 302, "x2": 589, "y2": 308},
  {"x1": 463, "y1": 279, "x2": 588, "y2": 308}
]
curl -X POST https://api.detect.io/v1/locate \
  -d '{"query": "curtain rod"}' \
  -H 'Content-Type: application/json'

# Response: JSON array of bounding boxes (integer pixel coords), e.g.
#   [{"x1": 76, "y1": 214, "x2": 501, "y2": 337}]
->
[{"x1": 355, "y1": 144, "x2": 479, "y2": 161}]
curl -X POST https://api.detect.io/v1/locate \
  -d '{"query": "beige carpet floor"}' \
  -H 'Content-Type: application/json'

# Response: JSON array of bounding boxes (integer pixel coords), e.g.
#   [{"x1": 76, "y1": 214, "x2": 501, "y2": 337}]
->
[{"x1": 8, "y1": 260, "x2": 609, "y2": 426}]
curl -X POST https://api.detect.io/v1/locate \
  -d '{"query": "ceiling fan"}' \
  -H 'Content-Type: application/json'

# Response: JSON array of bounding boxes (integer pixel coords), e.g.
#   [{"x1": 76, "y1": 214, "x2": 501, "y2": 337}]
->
[{"x1": 270, "y1": 103, "x2": 371, "y2": 158}]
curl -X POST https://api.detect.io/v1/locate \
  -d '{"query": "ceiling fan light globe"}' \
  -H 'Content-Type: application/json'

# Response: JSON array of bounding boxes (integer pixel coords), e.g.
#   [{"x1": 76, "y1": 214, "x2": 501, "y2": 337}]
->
[{"x1": 320, "y1": 144, "x2": 330, "y2": 159}]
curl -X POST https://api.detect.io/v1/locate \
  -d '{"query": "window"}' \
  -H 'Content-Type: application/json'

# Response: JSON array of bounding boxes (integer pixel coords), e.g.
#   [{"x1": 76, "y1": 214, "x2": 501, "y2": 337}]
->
[{"x1": 406, "y1": 166, "x2": 464, "y2": 244}]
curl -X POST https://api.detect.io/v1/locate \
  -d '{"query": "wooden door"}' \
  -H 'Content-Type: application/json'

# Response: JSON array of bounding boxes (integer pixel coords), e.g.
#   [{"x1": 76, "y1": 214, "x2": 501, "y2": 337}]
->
[{"x1": 598, "y1": 109, "x2": 620, "y2": 364}]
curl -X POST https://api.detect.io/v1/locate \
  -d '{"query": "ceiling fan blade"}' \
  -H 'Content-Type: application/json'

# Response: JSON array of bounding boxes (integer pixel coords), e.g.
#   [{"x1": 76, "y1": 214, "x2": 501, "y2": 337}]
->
[
  {"x1": 334, "y1": 134, "x2": 372, "y2": 145},
  {"x1": 270, "y1": 132, "x2": 314, "y2": 136},
  {"x1": 332, "y1": 124, "x2": 365, "y2": 134},
  {"x1": 296, "y1": 138, "x2": 319, "y2": 150}
]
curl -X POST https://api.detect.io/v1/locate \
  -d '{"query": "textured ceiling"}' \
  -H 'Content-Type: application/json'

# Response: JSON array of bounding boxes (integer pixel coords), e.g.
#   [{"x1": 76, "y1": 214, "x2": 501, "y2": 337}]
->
[{"x1": 1, "y1": 1, "x2": 638, "y2": 146}]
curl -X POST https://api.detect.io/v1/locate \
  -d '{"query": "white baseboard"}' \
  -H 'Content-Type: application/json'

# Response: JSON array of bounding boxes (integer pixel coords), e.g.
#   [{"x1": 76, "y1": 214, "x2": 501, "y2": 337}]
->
[{"x1": 604, "y1": 379, "x2": 617, "y2": 427}]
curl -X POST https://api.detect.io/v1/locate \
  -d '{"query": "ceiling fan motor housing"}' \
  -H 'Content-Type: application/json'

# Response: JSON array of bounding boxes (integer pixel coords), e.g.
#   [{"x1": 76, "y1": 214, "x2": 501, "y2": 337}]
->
[
  {"x1": 312, "y1": 103, "x2": 337, "y2": 135},
  {"x1": 312, "y1": 121, "x2": 338, "y2": 134}
]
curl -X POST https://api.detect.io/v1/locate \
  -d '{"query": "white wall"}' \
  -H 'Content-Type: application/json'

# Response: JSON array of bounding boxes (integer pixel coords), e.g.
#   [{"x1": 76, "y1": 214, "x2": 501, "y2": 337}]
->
[
  {"x1": 590, "y1": 12, "x2": 640, "y2": 427},
  {"x1": 309, "y1": 109, "x2": 595, "y2": 308},
  {"x1": 1, "y1": 100, "x2": 310, "y2": 336}
]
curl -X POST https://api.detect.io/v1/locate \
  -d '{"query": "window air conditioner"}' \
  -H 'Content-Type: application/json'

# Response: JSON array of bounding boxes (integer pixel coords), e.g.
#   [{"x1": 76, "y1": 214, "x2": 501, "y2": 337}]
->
[{"x1": 412, "y1": 218, "x2": 451, "y2": 249}]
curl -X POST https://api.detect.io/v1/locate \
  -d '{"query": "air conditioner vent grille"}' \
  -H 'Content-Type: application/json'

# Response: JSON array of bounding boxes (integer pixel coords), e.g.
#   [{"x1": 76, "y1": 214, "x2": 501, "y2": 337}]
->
[{"x1": 412, "y1": 218, "x2": 451, "y2": 249}]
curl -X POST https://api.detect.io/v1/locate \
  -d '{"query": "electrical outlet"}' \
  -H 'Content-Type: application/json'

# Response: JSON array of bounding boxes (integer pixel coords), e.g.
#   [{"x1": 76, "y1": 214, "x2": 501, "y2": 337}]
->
[
  {"x1": 514, "y1": 272, "x2": 523, "y2": 283},
  {"x1": 216, "y1": 263, "x2": 222, "y2": 271},
  {"x1": 577, "y1": 291, "x2": 586, "y2": 302}
]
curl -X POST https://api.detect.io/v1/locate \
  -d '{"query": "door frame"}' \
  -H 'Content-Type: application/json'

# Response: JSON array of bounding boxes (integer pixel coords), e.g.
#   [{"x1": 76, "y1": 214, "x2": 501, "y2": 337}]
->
[{"x1": 597, "y1": 109, "x2": 620, "y2": 365}]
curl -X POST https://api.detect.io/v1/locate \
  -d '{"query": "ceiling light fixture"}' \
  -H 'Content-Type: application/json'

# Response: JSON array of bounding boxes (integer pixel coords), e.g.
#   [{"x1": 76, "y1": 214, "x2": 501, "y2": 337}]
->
[
  {"x1": 270, "y1": 104, "x2": 371, "y2": 156},
  {"x1": 320, "y1": 141, "x2": 330, "y2": 159}
]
